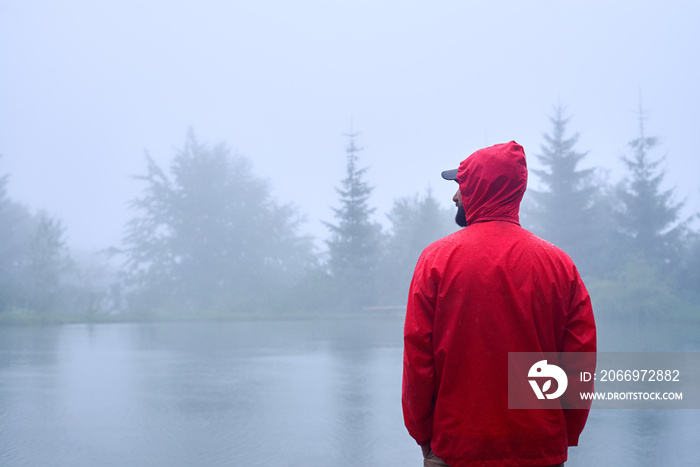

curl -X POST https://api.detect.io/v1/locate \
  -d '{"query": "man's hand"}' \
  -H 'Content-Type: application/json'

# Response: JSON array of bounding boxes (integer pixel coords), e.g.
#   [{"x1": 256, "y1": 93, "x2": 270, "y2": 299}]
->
[{"x1": 421, "y1": 442, "x2": 432, "y2": 458}]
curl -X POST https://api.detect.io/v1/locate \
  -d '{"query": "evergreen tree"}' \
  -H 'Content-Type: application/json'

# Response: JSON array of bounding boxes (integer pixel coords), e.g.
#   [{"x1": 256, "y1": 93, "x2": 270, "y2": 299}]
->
[
  {"x1": 380, "y1": 189, "x2": 455, "y2": 305},
  {"x1": 0, "y1": 161, "x2": 76, "y2": 315},
  {"x1": 121, "y1": 131, "x2": 314, "y2": 313},
  {"x1": 616, "y1": 107, "x2": 684, "y2": 266},
  {"x1": 0, "y1": 162, "x2": 34, "y2": 312},
  {"x1": 25, "y1": 212, "x2": 73, "y2": 313},
  {"x1": 527, "y1": 105, "x2": 601, "y2": 274},
  {"x1": 325, "y1": 133, "x2": 382, "y2": 310}
]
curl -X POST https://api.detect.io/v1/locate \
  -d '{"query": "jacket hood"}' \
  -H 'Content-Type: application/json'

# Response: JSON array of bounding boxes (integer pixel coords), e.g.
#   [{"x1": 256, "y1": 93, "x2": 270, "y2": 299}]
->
[{"x1": 457, "y1": 141, "x2": 527, "y2": 226}]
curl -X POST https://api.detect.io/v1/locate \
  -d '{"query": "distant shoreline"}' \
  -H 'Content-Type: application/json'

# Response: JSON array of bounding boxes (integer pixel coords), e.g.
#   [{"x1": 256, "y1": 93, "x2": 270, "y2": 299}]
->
[
  {"x1": 1, "y1": 303, "x2": 698, "y2": 327},
  {"x1": 0, "y1": 307, "x2": 408, "y2": 326}
]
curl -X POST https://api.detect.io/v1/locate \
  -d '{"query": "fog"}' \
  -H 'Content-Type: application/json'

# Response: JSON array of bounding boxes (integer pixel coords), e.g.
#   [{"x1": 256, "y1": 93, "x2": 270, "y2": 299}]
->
[
  {"x1": 1, "y1": 1, "x2": 699, "y2": 466},
  {"x1": 1, "y1": 0, "x2": 698, "y2": 252}
]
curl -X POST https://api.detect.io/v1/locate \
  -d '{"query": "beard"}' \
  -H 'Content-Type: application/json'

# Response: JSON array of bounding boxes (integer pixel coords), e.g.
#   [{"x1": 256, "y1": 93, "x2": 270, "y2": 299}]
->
[{"x1": 455, "y1": 205, "x2": 468, "y2": 227}]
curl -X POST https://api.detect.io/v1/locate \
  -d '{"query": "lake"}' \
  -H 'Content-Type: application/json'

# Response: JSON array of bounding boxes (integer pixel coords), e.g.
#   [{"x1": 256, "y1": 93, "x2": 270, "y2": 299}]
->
[{"x1": 0, "y1": 316, "x2": 698, "y2": 466}]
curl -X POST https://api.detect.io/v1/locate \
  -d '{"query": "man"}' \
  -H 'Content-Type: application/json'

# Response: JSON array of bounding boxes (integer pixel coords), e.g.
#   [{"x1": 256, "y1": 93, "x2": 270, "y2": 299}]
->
[{"x1": 402, "y1": 141, "x2": 596, "y2": 467}]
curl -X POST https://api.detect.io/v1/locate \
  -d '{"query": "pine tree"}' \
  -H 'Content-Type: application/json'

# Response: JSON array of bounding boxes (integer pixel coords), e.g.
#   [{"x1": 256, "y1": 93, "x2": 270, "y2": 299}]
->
[
  {"x1": 528, "y1": 105, "x2": 600, "y2": 273},
  {"x1": 380, "y1": 189, "x2": 455, "y2": 305},
  {"x1": 25, "y1": 212, "x2": 73, "y2": 313},
  {"x1": 325, "y1": 133, "x2": 382, "y2": 310},
  {"x1": 0, "y1": 162, "x2": 34, "y2": 312},
  {"x1": 616, "y1": 106, "x2": 684, "y2": 266}
]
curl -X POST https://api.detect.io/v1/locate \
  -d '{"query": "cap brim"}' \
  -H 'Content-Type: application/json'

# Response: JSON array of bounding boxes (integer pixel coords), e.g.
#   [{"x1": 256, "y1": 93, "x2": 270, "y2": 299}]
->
[{"x1": 441, "y1": 168, "x2": 459, "y2": 181}]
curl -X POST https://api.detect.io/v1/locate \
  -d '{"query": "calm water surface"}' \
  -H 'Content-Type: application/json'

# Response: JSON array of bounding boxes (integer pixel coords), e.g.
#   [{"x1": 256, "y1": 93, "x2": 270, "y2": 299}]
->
[{"x1": 0, "y1": 317, "x2": 698, "y2": 466}]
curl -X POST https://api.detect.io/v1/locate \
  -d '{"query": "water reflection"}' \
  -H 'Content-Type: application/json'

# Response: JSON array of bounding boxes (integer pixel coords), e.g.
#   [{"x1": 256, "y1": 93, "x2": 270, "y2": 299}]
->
[{"x1": 0, "y1": 318, "x2": 698, "y2": 466}]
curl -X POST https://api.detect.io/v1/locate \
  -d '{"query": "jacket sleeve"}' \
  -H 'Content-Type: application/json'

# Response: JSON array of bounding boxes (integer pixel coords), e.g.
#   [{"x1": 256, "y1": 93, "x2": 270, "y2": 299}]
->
[
  {"x1": 402, "y1": 253, "x2": 438, "y2": 446},
  {"x1": 561, "y1": 268, "x2": 597, "y2": 446}
]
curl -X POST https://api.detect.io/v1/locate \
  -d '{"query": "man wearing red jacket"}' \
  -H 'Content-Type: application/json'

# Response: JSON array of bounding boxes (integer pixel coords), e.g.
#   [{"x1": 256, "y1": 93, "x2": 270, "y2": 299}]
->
[{"x1": 402, "y1": 141, "x2": 596, "y2": 467}]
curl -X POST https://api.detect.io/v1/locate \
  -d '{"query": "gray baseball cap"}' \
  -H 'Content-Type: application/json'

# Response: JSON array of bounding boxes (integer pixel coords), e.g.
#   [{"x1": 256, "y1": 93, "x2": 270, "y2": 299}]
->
[{"x1": 441, "y1": 168, "x2": 458, "y2": 181}]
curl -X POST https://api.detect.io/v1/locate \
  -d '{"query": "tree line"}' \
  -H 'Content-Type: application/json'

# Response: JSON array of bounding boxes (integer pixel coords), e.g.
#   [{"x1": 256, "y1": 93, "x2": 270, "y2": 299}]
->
[
  {"x1": 0, "y1": 173, "x2": 102, "y2": 318},
  {"x1": 524, "y1": 106, "x2": 698, "y2": 319},
  {"x1": 0, "y1": 106, "x2": 698, "y2": 321}
]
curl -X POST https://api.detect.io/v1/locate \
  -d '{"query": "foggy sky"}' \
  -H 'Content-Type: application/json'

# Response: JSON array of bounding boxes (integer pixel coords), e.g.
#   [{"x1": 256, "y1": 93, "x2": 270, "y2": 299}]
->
[{"x1": 1, "y1": 0, "x2": 699, "y2": 252}]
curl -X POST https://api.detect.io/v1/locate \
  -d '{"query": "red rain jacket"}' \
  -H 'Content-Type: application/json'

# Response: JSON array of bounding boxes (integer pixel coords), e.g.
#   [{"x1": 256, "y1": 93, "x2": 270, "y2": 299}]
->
[{"x1": 402, "y1": 141, "x2": 596, "y2": 467}]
